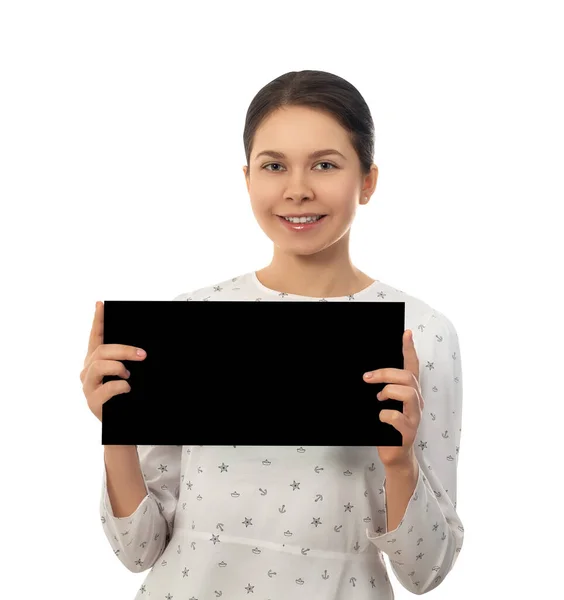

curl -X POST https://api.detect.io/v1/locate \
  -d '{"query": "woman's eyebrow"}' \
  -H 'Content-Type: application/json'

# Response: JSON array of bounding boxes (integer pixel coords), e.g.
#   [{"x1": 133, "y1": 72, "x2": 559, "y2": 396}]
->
[{"x1": 254, "y1": 149, "x2": 347, "y2": 161}]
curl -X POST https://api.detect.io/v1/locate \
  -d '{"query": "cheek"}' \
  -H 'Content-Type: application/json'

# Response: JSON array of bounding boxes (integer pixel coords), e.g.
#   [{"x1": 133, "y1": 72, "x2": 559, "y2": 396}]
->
[
  {"x1": 249, "y1": 182, "x2": 279, "y2": 214},
  {"x1": 326, "y1": 192, "x2": 359, "y2": 219},
  {"x1": 321, "y1": 178, "x2": 360, "y2": 206},
  {"x1": 249, "y1": 191, "x2": 274, "y2": 216}
]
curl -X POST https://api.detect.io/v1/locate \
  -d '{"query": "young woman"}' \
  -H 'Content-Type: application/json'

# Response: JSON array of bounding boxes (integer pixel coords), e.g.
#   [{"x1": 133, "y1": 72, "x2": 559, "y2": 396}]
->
[{"x1": 82, "y1": 70, "x2": 464, "y2": 599}]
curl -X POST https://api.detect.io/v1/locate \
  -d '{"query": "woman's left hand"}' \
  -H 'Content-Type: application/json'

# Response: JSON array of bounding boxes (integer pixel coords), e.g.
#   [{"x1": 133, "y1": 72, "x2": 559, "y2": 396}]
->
[{"x1": 363, "y1": 329, "x2": 424, "y2": 469}]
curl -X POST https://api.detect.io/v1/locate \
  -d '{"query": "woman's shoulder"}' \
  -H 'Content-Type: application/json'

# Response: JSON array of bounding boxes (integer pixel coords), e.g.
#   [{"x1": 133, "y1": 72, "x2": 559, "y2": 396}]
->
[
  {"x1": 172, "y1": 272, "x2": 256, "y2": 301},
  {"x1": 363, "y1": 279, "x2": 459, "y2": 341}
]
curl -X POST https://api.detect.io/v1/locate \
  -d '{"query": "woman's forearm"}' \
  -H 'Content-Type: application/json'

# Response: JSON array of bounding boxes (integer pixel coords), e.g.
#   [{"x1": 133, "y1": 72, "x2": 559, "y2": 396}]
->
[
  {"x1": 384, "y1": 452, "x2": 419, "y2": 531},
  {"x1": 104, "y1": 445, "x2": 148, "y2": 518}
]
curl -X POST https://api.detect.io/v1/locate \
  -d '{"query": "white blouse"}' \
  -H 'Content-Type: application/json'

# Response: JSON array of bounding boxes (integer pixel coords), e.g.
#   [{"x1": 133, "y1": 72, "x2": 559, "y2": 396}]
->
[{"x1": 100, "y1": 271, "x2": 464, "y2": 599}]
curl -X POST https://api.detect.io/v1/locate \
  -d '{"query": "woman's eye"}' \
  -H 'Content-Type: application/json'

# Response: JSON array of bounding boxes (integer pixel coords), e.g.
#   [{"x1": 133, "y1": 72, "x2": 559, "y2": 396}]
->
[
  {"x1": 263, "y1": 162, "x2": 336, "y2": 172},
  {"x1": 314, "y1": 162, "x2": 336, "y2": 170}
]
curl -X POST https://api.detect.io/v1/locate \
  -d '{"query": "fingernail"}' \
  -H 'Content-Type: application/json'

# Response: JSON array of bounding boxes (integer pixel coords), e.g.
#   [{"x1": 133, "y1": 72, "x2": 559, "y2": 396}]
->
[
  {"x1": 137, "y1": 348, "x2": 146, "y2": 356},
  {"x1": 364, "y1": 372, "x2": 372, "y2": 379}
]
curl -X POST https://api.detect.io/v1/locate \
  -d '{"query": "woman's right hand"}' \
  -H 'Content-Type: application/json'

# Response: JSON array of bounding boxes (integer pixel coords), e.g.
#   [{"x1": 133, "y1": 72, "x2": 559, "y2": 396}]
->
[{"x1": 80, "y1": 301, "x2": 147, "y2": 423}]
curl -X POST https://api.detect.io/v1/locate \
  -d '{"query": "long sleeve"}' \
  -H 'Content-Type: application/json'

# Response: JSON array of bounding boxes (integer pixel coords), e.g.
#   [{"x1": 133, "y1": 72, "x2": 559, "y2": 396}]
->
[
  {"x1": 99, "y1": 444, "x2": 182, "y2": 573},
  {"x1": 366, "y1": 310, "x2": 464, "y2": 594}
]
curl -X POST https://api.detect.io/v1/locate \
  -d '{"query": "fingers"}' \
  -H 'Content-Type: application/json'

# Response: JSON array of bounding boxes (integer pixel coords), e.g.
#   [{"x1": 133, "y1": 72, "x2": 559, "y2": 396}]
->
[
  {"x1": 82, "y1": 343, "x2": 146, "y2": 375},
  {"x1": 87, "y1": 302, "x2": 104, "y2": 359},
  {"x1": 88, "y1": 379, "x2": 132, "y2": 422},
  {"x1": 364, "y1": 330, "x2": 420, "y2": 382},
  {"x1": 82, "y1": 359, "x2": 129, "y2": 392},
  {"x1": 402, "y1": 329, "x2": 420, "y2": 384},
  {"x1": 96, "y1": 379, "x2": 131, "y2": 406},
  {"x1": 364, "y1": 368, "x2": 414, "y2": 386},
  {"x1": 82, "y1": 303, "x2": 146, "y2": 422},
  {"x1": 99, "y1": 379, "x2": 132, "y2": 402},
  {"x1": 377, "y1": 383, "x2": 421, "y2": 421},
  {"x1": 379, "y1": 409, "x2": 411, "y2": 437}
]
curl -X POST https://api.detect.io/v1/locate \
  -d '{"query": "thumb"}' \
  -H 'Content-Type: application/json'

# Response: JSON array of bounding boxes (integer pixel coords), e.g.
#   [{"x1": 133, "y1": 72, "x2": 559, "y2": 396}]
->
[{"x1": 403, "y1": 329, "x2": 420, "y2": 384}]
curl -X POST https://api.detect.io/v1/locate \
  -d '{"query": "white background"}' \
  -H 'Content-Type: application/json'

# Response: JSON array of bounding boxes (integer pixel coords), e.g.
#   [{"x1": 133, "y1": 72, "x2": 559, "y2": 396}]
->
[{"x1": 2, "y1": 1, "x2": 563, "y2": 598}]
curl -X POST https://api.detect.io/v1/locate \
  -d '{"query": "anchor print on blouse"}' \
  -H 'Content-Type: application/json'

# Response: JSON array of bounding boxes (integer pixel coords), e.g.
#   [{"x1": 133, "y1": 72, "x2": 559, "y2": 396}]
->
[{"x1": 157, "y1": 446, "x2": 392, "y2": 592}]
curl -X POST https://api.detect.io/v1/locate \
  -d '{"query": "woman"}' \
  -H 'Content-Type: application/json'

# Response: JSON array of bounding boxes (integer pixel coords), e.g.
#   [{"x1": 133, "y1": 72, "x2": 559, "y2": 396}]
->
[{"x1": 82, "y1": 69, "x2": 464, "y2": 599}]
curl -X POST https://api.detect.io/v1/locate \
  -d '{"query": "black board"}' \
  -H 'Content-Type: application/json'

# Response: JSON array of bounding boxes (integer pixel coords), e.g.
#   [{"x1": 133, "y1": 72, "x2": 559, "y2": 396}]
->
[{"x1": 101, "y1": 300, "x2": 405, "y2": 446}]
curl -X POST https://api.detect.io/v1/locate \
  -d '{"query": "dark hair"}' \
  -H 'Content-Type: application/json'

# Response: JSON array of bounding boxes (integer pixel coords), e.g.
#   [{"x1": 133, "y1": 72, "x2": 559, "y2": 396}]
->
[{"x1": 243, "y1": 70, "x2": 375, "y2": 176}]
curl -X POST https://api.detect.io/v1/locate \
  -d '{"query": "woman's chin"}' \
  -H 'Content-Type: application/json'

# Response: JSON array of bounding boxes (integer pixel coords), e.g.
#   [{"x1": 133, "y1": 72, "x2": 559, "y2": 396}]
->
[{"x1": 273, "y1": 238, "x2": 333, "y2": 256}]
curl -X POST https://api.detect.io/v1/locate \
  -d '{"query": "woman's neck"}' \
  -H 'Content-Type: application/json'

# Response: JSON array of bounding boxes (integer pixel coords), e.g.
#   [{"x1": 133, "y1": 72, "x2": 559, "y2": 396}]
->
[{"x1": 256, "y1": 248, "x2": 376, "y2": 298}]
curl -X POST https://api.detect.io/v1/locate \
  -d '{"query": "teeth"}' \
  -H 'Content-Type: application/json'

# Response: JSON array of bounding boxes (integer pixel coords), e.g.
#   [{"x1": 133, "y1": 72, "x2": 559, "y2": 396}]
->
[{"x1": 283, "y1": 215, "x2": 323, "y2": 224}]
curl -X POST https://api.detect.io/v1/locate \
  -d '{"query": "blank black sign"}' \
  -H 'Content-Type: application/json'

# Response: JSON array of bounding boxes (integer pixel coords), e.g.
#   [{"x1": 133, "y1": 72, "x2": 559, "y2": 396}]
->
[{"x1": 101, "y1": 300, "x2": 405, "y2": 446}]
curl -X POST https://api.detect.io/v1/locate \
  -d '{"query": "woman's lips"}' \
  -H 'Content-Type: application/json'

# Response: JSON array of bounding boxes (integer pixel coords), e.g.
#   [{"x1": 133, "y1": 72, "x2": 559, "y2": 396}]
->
[{"x1": 277, "y1": 215, "x2": 327, "y2": 231}]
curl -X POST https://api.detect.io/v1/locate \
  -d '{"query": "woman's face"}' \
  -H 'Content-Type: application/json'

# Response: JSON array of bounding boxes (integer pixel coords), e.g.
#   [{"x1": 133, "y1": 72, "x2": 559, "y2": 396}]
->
[{"x1": 243, "y1": 105, "x2": 377, "y2": 257}]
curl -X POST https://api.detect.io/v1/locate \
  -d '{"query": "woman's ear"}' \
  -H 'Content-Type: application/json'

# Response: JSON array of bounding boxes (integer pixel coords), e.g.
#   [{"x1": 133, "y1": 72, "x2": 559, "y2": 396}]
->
[
  {"x1": 243, "y1": 165, "x2": 250, "y2": 193},
  {"x1": 361, "y1": 164, "x2": 378, "y2": 203}
]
